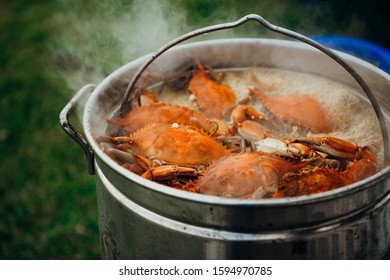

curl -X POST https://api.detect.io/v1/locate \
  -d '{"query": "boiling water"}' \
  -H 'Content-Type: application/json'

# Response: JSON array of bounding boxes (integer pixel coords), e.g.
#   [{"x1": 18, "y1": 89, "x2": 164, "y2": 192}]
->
[{"x1": 156, "y1": 67, "x2": 384, "y2": 166}]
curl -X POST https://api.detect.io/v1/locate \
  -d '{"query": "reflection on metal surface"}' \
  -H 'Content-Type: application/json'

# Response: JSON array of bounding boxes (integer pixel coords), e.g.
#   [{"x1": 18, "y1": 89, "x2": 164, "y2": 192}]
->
[{"x1": 101, "y1": 227, "x2": 120, "y2": 260}]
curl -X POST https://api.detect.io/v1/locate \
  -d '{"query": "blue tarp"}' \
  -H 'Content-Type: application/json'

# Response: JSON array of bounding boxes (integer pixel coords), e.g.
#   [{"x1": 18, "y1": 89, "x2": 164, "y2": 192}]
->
[{"x1": 312, "y1": 35, "x2": 390, "y2": 74}]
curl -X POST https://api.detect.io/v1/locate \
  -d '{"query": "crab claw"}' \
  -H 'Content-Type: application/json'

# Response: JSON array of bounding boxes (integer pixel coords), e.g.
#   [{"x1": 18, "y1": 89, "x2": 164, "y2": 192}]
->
[
  {"x1": 249, "y1": 88, "x2": 333, "y2": 133},
  {"x1": 255, "y1": 138, "x2": 316, "y2": 159},
  {"x1": 292, "y1": 136, "x2": 377, "y2": 162},
  {"x1": 132, "y1": 154, "x2": 200, "y2": 181},
  {"x1": 231, "y1": 104, "x2": 268, "y2": 125},
  {"x1": 142, "y1": 165, "x2": 200, "y2": 181},
  {"x1": 237, "y1": 120, "x2": 271, "y2": 141},
  {"x1": 229, "y1": 104, "x2": 270, "y2": 141}
]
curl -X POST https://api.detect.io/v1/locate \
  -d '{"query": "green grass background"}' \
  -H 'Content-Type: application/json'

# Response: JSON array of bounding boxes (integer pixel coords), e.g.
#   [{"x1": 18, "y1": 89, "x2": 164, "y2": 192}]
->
[{"x1": 1, "y1": 0, "x2": 388, "y2": 259}]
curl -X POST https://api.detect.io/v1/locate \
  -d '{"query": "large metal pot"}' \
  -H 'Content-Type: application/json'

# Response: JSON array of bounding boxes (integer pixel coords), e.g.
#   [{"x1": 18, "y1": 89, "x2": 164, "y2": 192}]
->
[{"x1": 60, "y1": 16, "x2": 390, "y2": 259}]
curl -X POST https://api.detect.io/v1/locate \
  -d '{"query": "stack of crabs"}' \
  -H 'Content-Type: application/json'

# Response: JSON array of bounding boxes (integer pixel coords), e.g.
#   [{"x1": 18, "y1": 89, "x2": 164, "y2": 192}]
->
[{"x1": 98, "y1": 62, "x2": 378, "y2": 199}]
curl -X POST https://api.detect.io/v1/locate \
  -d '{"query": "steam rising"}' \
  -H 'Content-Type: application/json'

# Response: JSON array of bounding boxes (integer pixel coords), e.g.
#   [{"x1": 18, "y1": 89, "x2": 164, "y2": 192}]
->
[
  {"x1": 54, "y1": 0, "x2": 192, "y2": 89},
  {"x1": 52, "y1": 0, "x2": 379, "y2": 92},
  {"x1": 52, "y1": 0, "x2": 303, "y2": 90}
]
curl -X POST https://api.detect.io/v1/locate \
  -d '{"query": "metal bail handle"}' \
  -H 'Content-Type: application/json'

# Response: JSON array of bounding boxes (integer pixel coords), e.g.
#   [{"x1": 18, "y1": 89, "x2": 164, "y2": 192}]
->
[
  {"x1": 120, "y1": 13, "x2": 389, "y2": 164},
  {"x1": 60, "y1": 84, "x2": 96, "y2": 175}
]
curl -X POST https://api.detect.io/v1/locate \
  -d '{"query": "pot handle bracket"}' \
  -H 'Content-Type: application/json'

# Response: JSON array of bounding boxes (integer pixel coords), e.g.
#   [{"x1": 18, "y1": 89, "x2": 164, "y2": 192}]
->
[
  {"x1": 120, "y1": 14, "x2": 389, "y2": 164},
  {"x1": 60, "y1": 84, "x2": 96, "y2": 175}
]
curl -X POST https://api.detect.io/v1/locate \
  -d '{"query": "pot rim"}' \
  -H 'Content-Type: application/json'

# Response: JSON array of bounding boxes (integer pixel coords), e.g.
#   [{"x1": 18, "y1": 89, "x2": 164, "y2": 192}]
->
[{"x1": 84, "y1": 38, "x2": 390, "y2": 207}]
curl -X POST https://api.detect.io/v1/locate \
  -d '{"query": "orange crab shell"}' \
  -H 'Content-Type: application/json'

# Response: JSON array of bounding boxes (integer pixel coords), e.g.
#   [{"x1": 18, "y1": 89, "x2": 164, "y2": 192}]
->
[
  {"x1": 273, "y1": 137, "x2": 378, "y2": 198},
  {"x1": 273, "y1": 167, "x2": 346, "y2": 198},
  {"x1": 188, "y1": 62, "x2": 237, "y2": 119},
  {"x1": 249, "y1": 88, "x2": 333, "y2": 133},
  {"x1": 195, "y1": 152, "x2": 312, "y2": 199},
  {"x1": 128, "y1": 123, "x2": 231, "y2": 167},
  {"x1": 108, "y1": 102, "x2": 208, "y2": 133},
  {"x1": 273, "y1": 157, "x2": 377, "y2": 198}
]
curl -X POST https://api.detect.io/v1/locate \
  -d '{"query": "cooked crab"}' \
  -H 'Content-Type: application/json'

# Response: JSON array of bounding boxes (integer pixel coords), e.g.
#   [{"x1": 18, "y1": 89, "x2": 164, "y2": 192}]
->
[
  {"x1": 187, "y1": 152, "x2": 311, "y2": 199},
  {"x1": 249, "y1": 88, "x2": 333, "y2": 133},
  {"x1": 272, "y1": 136, "x2": 378, "y2": 197},
  {"x1": 188, "y1": 61, "x2": 237, "y2": 119},
  {"x1": 99, "y1": 123, "x2": 231, "y2": 180}
]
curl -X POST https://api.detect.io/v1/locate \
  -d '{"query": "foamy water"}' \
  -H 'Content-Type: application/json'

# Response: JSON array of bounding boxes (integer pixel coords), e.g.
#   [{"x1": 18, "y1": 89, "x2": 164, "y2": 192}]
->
[{"x1": 157, "y1": 66, "x2": 385, "y2": 167}]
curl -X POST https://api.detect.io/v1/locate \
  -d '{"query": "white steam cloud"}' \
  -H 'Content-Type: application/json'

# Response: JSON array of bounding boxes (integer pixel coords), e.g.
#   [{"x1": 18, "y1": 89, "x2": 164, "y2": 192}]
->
[
  {"x1": 53, "y1": 0, "x2": 325, "y2": 90},
  {"x1": 53, "y1": 0, "x2": 191, "y2": 90},
  {"x1": 111, "y1": 0, "x2": 189, "y2": 62}
]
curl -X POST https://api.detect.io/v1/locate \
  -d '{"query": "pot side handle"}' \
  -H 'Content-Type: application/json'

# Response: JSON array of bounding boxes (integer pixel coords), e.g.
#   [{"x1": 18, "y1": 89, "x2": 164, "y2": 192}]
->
[{"x1": 59, "y1": 84, "x2": 96, "y2": 175}]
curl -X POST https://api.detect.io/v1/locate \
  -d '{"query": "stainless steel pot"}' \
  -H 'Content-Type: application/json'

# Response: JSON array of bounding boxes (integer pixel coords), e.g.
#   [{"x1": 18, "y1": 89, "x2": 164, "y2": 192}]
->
[{"x1": 60, "y1": 15, "x2": 390, "y2": 259}]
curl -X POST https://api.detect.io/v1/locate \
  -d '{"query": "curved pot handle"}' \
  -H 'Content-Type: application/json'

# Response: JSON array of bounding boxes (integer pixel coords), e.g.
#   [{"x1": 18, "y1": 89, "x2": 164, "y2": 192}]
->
[
  {"x1": 59, "y1": 84, "x2": 96, "y2": 175},
  {"x1": 120, "y1": 14, "x2": 389, "y2": 164}
]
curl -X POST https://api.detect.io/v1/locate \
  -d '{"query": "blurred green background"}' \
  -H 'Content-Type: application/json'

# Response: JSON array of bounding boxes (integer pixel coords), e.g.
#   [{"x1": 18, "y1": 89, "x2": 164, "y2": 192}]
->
[{"x1": 1, "y1": 0, "x2": 389, "y2": 259}]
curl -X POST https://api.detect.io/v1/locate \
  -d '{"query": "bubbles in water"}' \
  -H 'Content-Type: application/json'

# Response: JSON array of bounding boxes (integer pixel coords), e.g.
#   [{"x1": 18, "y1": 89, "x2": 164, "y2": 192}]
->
[{"x1": 159, "y1": 66, "x2": 384, "y2": 166}]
